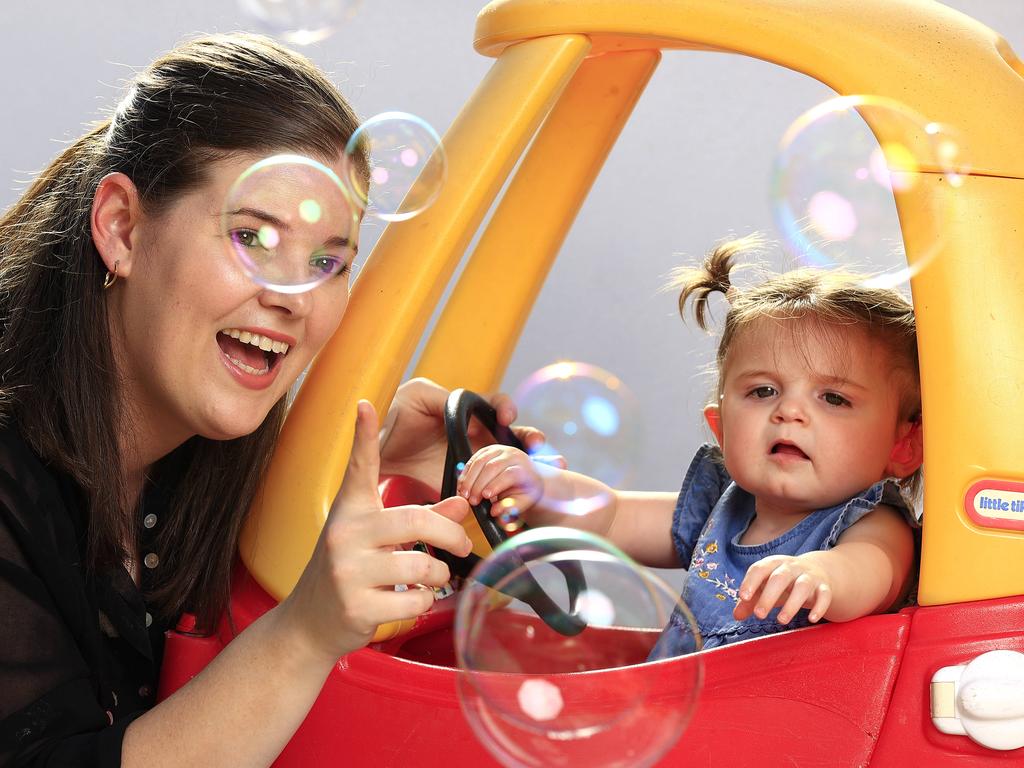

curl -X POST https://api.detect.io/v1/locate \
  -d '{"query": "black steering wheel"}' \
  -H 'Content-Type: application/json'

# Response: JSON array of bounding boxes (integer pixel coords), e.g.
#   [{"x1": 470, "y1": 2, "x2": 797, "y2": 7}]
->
[{"x1": 439, "y1": 388, "x2": 587, "y2": 637}]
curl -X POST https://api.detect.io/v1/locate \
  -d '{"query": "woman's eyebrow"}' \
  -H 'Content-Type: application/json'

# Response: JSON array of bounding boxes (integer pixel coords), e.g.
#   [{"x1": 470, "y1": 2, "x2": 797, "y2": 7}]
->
[
  {"x1": 224, "y1": 207, "x2": 357, "y2": 254},
  {"x1": 225, "y1": 206, "x2": 289, "y2": 230}
]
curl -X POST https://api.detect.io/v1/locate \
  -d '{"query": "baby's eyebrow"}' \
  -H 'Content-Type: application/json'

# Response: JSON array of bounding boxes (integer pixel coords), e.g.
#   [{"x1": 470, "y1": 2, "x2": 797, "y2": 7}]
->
[
  {"x1": 812, "y1": 374, "x2": 868, "y2": 391},
  {"x1": 732, "y1": 369, "x2": 779, "y2": 382}
]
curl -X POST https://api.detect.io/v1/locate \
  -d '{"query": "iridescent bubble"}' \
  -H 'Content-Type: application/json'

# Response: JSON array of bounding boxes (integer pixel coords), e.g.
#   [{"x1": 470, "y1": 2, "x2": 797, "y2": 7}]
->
[
  {"x1": 222, "y1": 154, "x2": 360, "y2": 294},
  {"x1": 513, "y1": 362, "x2": 641, "y2": 506},
  {"x1": 344, "y1": 112, "x2": 447, "y2": 222},
  {"x1": 236, "y1": 0, "x2": 361, "y2": 46},
  {"x1": 455, "y1": 528, "x2": 702, "y2": 768},
  {"x1": 497, "y1": 498, "x2": 524, "y2": 534},
  {"x1": 772, "y1": 95, "x2": 967, "y2": 289}
]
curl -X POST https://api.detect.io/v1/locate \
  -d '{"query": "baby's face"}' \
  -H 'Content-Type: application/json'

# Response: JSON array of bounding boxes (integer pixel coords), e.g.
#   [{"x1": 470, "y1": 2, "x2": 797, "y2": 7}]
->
[{"x1": 716, "y1": 317, "x2": 909, "y2": 517}]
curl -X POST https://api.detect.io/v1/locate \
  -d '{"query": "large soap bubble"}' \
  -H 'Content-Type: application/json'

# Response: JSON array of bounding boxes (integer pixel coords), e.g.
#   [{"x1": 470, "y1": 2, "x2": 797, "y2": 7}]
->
[
  {"x1": 772, "y1": 95, "x2": 967, "y2": 289},
  {"x1": 455, "y1": 528, "x2": 702, "y2": 768},
  {"x1": 237, "y1": 0, "x2": 361, "y2": 45},
  {"x1": 512, "y1": 362, "x2": 642, "y2": 507},
  {"x1": 221, "y1": 154, "x2": 360, "y2": 294},
  {"x1": 344, "y1": 112, "x2": 447, "y2": 222}
]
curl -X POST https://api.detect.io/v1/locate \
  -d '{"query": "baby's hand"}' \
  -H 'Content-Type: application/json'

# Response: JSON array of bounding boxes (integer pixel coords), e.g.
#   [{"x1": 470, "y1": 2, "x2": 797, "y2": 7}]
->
[
  {"x1": 457, "y1": 445, "x2": 544, "y2": 514},
  {"x1": 733, "y1": 554, "x2": 832, "y2": 625}
]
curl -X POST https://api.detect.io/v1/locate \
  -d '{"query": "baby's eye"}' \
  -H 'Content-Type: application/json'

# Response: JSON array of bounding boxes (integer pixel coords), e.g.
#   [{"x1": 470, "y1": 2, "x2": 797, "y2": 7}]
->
[
  {"x1": 822, "y1": 391, "x2": 851, "y2": 407},
  {"x1": 749, "y1": 386, "x2": 778, "y2": 399}
]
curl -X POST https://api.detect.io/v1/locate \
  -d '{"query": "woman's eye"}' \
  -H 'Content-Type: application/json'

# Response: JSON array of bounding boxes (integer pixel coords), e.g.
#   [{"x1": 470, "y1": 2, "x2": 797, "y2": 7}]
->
[
  {"x1": 823, "y1": 391, "x2": 851, "y2": 407},
  {"x1": 230, "y1": 229, "x2": 261, "y2": 249},
  {"x1": 750, "y1": 386, "x2": 777, "y2": 399},
  {"x1": 309, "y1": 254, "x2": 350, "y2": 277}
]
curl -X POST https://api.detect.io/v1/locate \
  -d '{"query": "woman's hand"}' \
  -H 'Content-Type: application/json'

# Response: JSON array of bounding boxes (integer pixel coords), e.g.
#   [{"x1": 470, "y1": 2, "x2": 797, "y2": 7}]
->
[
  {"x1": 457, "y1": 444, "x2": 546, "y2": 513},
  {"x1": 281, "y1": 400, "x2": 474, "y2": 664},
  {"x1": 378, "y1": 377, "x2": 554, "y2": 488},
  {"x1": 732, "y1": 554, "x2": 833, "y2": 625}
]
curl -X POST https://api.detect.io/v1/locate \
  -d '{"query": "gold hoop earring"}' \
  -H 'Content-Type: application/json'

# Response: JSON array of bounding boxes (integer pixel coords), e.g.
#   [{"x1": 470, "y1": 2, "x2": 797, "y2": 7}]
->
[{"x1": 102, "y1": 261, "x2": 119, "y2": 290}]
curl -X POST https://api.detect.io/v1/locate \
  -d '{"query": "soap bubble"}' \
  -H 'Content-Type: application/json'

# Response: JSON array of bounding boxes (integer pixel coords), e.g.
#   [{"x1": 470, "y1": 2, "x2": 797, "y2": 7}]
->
[
  {"x1": 513, "y1": 362, "x2": 642, "y2": 506},
  {"x1": 455, "y1": 528, "x2": 702, "y2": 768},
  {"x1": 344, "y1": 112, "x2": 447, "y2": 221},
  {"x1": 222, "y1": 154, "x2": 360, "y2": 293},
  {"x1": 237, "y1": 0, "x2": 361, "y2": 45},
  {"x1": 772, "y1": 95, "x2": 967, "y2": 289}
]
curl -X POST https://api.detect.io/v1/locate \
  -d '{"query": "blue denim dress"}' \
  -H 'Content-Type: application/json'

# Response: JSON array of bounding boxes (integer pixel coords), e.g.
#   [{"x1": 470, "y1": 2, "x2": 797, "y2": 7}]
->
[{"x1": 650, "y1": 445, "x2": 918, "y2": 658}]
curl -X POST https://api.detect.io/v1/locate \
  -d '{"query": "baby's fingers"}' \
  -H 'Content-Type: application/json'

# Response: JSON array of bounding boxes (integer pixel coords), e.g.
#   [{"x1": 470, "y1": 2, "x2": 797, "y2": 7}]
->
[
  {"x1": 777, "y1": 574, "x2": 818, "y2": 624},
  {"x1": 753, "y1": 572, "x2": 796, "y2": 619},
  {"x1": 807, "y1": 583, "x2": 832, "y2": 623},
  {"x1": 733, "y1": 562, "x2": 771, "y2": 620},
  {"x1": 457, "y1": 445, "x2": 504, "y2": 498}
]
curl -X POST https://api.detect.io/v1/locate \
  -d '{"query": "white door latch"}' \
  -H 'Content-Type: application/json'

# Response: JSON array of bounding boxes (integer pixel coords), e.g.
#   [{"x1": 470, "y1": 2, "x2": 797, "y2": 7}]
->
[{"x1": 931, "y1": 650, "x2": 1024, "y2": 751}]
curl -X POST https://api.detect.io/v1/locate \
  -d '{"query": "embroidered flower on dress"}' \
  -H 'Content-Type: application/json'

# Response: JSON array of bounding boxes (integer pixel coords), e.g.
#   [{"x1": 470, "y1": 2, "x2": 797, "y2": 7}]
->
[{"x1": 692, "y1": 540, "x2": 740, "y2": 603}]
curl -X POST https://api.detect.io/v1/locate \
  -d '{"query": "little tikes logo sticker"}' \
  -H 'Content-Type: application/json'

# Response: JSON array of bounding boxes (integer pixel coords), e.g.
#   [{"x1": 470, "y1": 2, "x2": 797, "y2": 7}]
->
[{"x1": 965, "y1": 480, "x2": 1024, "y2": 531}]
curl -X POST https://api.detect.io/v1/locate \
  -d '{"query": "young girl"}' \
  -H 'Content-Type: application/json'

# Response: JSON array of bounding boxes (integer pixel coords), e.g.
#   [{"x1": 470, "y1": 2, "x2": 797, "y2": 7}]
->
[{"x1": 458, "y1": 236, "x2": 924, "y2": 653}]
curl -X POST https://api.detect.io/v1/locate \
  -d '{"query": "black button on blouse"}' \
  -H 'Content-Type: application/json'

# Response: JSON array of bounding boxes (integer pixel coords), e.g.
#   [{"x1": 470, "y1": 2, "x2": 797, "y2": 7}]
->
[{"x1": 0, "y1": 425, "x2": 172, "y2": 766}]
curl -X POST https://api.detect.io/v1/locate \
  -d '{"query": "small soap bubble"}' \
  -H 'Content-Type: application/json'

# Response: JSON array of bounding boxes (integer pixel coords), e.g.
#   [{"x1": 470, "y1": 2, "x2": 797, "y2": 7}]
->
[
  {"x1": 456, "y1": 528, "x2": 702, "y2": 768},
  {"x1": 513, "y1": 363, "x2": 641, "y2": 509},
  {"x1": 222, "y1": 154, "x2": 360, "y2": 293},
  {"x1": 236, "y1": 0, "x2": 361, "y2": 45},
  {"x1": 497, "y1": 498, "x2": 523, "y2": 534},
  {"x1": 344, "y1": 112, "x2": 447, "y2": 222},
  {"x1": 772, "y1": 95, "x2": 966, "y2": 289}
]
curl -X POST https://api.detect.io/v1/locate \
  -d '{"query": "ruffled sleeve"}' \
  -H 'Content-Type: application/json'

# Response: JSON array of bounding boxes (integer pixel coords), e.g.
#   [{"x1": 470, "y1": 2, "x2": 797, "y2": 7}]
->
[{"x1": 670, "y1": 444, "x2": 732, "y2": 567}]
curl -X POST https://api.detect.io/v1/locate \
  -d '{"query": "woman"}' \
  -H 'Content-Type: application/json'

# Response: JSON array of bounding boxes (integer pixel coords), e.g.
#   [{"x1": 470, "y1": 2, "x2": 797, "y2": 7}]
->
[{"x1": 0, "y1": 33, "x2": 530, "y2": 766}]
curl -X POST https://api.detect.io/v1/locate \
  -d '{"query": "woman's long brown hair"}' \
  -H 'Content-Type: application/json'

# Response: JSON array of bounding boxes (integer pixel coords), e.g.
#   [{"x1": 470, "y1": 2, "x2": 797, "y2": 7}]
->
[{"x1": 0, "y1": 33, "x2": 366, "y2": 631}]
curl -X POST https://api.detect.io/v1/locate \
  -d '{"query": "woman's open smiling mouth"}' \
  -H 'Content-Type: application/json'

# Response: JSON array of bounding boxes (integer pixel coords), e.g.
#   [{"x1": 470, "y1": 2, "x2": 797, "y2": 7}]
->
[{"x1": 216, "y1": 328, "x2": 292, "y2": 389}]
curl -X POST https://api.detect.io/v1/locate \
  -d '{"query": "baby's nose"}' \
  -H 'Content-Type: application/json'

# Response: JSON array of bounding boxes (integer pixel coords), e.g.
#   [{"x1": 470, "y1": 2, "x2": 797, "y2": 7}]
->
[{"x1": 772, "y1": 396, "x2": 808, "y2": 422}]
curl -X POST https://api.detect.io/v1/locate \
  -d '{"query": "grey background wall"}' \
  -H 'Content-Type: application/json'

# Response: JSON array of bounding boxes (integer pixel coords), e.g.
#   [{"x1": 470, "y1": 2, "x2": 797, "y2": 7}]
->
[{"x1": 2, "y1": 1, "x2": 1021, "y2": 493}]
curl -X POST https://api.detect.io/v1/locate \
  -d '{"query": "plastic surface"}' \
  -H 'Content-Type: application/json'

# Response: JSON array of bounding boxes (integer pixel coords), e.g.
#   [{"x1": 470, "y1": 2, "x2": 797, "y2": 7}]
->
[
  {"x1": 873, "y1": 596, "x2": 1024, "y2": 762},
  {"x1": 160, "y1": 563, "x2": 915, "y2": 767}
]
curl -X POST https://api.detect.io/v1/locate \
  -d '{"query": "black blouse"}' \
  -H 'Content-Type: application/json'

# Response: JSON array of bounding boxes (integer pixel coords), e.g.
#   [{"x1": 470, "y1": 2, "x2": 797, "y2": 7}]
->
[{"x1": 0, "y1": 425, "x2": 171, "y2": 766}]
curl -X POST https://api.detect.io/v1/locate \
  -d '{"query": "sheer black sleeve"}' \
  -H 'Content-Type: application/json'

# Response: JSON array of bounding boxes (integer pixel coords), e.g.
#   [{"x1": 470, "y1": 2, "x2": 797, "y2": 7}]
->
[{"x1": 0, "y1": 428, "x2": 155, "y2": 767}]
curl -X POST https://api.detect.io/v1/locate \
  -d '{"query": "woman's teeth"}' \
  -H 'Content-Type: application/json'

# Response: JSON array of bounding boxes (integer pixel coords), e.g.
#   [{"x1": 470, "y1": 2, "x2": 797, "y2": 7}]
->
[
  {"x1": 219, "y1": 328, "x2": 290, "y2": 355},
  {"x1": 229, "y1": 357, "x2": 269, "y2": 376}
]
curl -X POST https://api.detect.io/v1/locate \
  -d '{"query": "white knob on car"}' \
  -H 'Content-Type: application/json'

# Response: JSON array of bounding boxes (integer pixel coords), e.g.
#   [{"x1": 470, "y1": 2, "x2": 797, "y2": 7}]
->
[{"x1": 931, "y1": 650, "x2": 1024, "y2": 751}]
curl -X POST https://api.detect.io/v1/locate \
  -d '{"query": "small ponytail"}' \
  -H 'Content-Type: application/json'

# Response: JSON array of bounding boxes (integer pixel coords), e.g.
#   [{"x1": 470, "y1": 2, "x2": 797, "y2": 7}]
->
[{"x1": 670, "y1": 234, "x2": 763, "y2": 330}]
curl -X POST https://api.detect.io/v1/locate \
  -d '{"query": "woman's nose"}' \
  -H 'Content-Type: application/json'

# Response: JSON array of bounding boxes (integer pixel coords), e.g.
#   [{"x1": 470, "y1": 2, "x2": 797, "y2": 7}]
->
[{"x1": 257, "y1": 285, "x2": 313, "y2": 317}]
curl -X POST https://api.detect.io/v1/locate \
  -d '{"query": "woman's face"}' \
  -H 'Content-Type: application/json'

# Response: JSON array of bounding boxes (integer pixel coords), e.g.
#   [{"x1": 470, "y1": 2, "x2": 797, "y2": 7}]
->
[{"x1": 108, "y1": 153, "x2": 357, "y2": 458}]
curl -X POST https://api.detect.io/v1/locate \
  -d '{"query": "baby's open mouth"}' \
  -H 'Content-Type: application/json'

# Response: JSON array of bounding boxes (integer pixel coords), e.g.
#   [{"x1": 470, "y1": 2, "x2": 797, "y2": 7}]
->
[
  {"x1": 217, "y1": 328, "x2": 289, "y2": 376},
  {"x1": 770, "y1": 441, "x2": 809, "y2": 460}
]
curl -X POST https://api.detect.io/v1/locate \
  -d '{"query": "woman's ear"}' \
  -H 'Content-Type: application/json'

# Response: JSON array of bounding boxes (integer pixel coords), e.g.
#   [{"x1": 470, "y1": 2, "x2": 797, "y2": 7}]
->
[
  {"x1": 886, "y1": 419, "x2": 923, "y2": 478},
  {"x1": 91, "y1": 172, "x2": 141, "y2": 279},
  {"x1": 703, "y1": 403, "x2": 724, "y2": 445}
]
